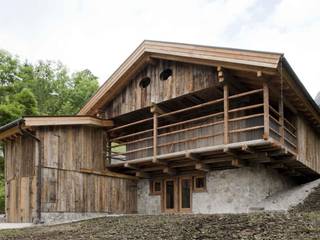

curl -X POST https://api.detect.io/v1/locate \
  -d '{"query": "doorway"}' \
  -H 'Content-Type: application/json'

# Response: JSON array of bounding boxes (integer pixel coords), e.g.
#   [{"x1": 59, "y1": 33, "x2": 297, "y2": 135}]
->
[{"x1": 163, "y1": 176, "x2": 192, "y2": 213}]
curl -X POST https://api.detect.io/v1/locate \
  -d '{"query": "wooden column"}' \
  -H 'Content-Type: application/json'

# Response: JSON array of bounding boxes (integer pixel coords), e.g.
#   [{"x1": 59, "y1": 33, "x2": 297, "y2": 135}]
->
[
  {"x1": 263, "y1": 81, "x2": 270, "y2": 140},
  {"x1": 152, "y1": 111, "x2": 159, "y2": 163},
  {"x1": 279, "y1": 97, "x2": 285, "y2": 144},
  {"x1": 106, "y1": 133, "x2": 112, "y2": 165},
  {"x1": 223, "y1": 84, "x2": 229, "y2": 144}
]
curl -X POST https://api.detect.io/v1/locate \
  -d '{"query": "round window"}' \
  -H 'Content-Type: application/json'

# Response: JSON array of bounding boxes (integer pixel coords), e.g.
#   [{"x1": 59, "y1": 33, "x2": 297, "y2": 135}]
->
[
  {"x1": 160, "y1": 69, "x2": 173, "y2": 81},
  {"x1": 139, "y1": 77, "x2": 151, "y2": 88}
]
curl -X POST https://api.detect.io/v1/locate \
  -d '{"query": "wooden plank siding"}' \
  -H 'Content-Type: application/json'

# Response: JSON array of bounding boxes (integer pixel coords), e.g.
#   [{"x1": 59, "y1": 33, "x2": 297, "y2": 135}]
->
[
  {"x1": 4, "y1": 135, "x2": 37, "y2": 222},
  {"x1": 4, "y1": 125, "x2": 137, "y2": 222},
  {"x1": 37, "y1": 126, "x2": 137, "y2": 214},
  {"x1": 103, "y1": 60, "x2": 218, "y2": 118},
  {"x1": 296, "y1": 116, "x2": 320, "y2": 173}
]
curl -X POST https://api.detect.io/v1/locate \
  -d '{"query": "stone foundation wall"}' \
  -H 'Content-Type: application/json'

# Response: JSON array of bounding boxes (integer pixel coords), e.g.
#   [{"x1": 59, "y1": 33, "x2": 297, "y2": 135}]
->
[
  {"x1": 192, "y1": 165, "x2": 294, "y2": 214},
  {"x1": 137, "y1": 180, "x2": 161, "y2": 214},
  {"x1": 137, "y1": 165, "x2": 294, "y2": 214}
]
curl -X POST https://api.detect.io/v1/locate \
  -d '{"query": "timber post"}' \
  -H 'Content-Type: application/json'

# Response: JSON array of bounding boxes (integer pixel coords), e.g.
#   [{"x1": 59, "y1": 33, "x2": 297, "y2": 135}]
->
[
  {"x1": 263, "y1": 81, "x2": 270, "y2": 140},
  {"x1": 151, "y1": 104, "x2": 160, "y2": 163},
  {"x1": 279, "y1": 97, "x2": 285, "y2": 144},
  {"x1": 106, "y1": 132, "x2": 112, "y2": 165},
  {"x1": 223, "y1": 83, "x2": 229, "y2": 145}
]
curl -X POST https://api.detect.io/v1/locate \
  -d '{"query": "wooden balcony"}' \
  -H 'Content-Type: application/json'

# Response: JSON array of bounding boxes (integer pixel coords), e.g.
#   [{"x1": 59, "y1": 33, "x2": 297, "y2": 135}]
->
[{"x1": 106, "y1": 85, "x2": 303, "y2": 178}]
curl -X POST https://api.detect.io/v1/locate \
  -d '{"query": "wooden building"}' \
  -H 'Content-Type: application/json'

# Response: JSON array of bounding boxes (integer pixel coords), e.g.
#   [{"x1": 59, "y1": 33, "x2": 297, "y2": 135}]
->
[{"x1": 1, "y1": 41, "x2": 320, "y2": 222}]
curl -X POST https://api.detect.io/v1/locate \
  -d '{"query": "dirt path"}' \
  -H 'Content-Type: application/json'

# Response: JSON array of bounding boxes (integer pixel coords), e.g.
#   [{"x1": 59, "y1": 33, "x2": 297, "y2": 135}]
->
[{"x1": 0, "y1": 212, "x2": 319, "y2": 240}]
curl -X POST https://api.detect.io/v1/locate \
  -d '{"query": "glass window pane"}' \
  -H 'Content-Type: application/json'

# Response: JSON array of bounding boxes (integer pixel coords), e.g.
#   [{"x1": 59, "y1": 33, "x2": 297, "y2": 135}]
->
[
  {"x1": 196, "y1": 177, "x2": 205, "y2": 189},
  {"x1": 181, "y1": 179, "x2": 191, "y2": 209},
  {"x1": 154, "y1": 181, "x2": 161, "y2": 192},
  {"x1": 166, "y1": 181, "x2": 174, "y2": 209}
]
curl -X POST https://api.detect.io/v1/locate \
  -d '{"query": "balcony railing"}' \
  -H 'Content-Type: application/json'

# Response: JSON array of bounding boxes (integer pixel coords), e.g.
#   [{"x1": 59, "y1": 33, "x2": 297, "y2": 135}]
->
[{"x1": 106, "y1": 86, "x2": 296, "y2": 164}]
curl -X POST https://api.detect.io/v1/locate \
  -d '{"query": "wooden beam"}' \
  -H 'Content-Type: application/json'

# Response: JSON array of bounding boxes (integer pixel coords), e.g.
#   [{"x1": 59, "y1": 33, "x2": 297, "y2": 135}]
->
[
  {"x1": 79, "y1": 168, "x2": 138, "y2": 180},
  {"x1": 231, "y1": 159, "x2": 244, "y2": 168},
  {"x1": 136, "y1": 171, "x2": 150, "y2": 179},
  {"x1": 185, "y1": 152, "x2": 201, "y2": 161},
  {"x1": 241, "y1": 145, "x2": 255, "y2": 154},
  {"x1": 279, "y1": 97, "x2": 285, "y2": 144},
  {"x1": 163, "y1": 167, "x2": 176, "y2": 175},
  {"x1": 223, "y1": 84, "x2": 229, "y2": 144},
  {"x1": 152, "y1": 111, "x2": 158, "y2": 163},
  {"x1": 263, "y1": 81, "x2": 270, "y2": 140},
  {"x1": 124, "y1": 162, "x2": 139, "y2": 170},
  {"x1": 257, "y1": 70, "x2": 262, "y2": 78},
  {"x1": 24, "y1": 116, "x2": 114, "y2": 128},
  {"x1": 195, "y1": 163, "x2": 210, "y2": 172},
  {"x1": 150, "y1": 102, "x2": 166, "y2": 115}
]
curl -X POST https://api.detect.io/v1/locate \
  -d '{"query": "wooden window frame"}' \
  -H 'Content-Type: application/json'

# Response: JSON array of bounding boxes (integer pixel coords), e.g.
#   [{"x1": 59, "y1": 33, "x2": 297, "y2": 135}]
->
[
  {"x1": 193, "y1": 175, "x2": 207, "y2": 192},
  {"x1": 149, "y1": 179, "x2": 162, "y2": 195}
]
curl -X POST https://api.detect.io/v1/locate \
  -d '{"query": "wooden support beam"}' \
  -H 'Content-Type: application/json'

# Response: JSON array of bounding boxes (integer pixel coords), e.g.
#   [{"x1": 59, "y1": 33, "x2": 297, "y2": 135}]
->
[
  {"x1": 185, "y1": 152, "x2": 201, "y2": 161},
  {"x1": 223, "y1": 84, "x2": 229, "y2": 144},
  {"x1": 269, "y1": 147, "x2": 288, "y2": 157},
  {"x1": 279, "y1": 97, "x2": 285, "y2": 145},
  {"x1": 195, "y1": 162, "x2": 210, "y2": 172},
  {"x1": 163, "y1": 167, "x2": 176, "y2": 175},
  {"x1": 124, "y1": 162, "x2": 139, "y2": 170},
  {"x1": 263, "y1": 81, "x2": 270, "y2": 140},
  {"x1": 136, "y1": 171, "x2": 150, "y2": 179},
  {"x1": 270, "y1": 163, "x2": 286, "y2": 169},
  {"x1": 150, "y1": 102, "x2": 166, "y2": 115},
  {"x1": 231, "y1": 159, "x2": 244, "y2": 168},
  {"x1": 241, "y1": 145, "x2": 255, "y2": 154},
  {"x1": 152, "y1": 111, "x2": 158, "y2": 163}
]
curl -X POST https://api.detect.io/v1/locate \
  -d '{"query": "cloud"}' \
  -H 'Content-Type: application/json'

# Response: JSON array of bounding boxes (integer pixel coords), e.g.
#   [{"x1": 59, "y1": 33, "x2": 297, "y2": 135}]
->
[{"x1": 0, "y1": 0, "x2": 319, "y2": 97}]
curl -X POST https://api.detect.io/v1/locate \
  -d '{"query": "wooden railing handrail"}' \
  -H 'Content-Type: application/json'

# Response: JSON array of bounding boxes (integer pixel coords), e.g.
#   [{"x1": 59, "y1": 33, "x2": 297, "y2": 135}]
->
[{"x1": 228, "y1": 88, "x2": 263, "y2": 100}]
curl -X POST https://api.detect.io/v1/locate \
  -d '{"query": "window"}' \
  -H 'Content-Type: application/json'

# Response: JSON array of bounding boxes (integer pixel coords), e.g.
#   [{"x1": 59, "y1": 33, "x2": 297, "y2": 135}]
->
[
  {"x1": 150, "y1": 180, "x2": 162, "y2": 195},
  {"x1": 160, "y1": 68, "x2": 173, "y2": 81},
  {"x1": 139, "y1": 77, "x2": 151, "y2": 88},
  {"x1": 193, "y1": 176, "x2": 206, "y2": 192}
]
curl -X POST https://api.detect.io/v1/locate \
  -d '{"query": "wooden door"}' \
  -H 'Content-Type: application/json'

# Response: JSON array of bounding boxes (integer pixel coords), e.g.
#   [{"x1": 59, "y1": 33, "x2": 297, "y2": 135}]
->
[
  {"x1": 179, "y1": 176, "x2": 192, "y2": 213},
  {"x1": 162, "y1": 177, "x2": 192, "y2": 213},
  {"x1": 163, "y1": 178, "x2": 178, "y2": 213}
]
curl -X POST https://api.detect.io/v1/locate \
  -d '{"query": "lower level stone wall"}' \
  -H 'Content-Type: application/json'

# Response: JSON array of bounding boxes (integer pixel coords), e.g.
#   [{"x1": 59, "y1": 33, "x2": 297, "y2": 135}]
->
[
  {"x1": 192, "y1": 165, "x2": 294, "y2": 213},
  {"x1": 137, "y1": 180, "x2": 161, "y2": 214},
  {"x1": 137, "y1": 165, "x2": 294, "y2": 214}
]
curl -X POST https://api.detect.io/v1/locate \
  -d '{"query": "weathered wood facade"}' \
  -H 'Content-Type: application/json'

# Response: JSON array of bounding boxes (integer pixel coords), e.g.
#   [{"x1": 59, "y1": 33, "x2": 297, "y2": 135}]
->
[
  {"x1": 1, "y1": 41, "x2": 320, "y2": 220},
  {"x1": 2, "y1": 119, "x2": 137, "y2": 223}
]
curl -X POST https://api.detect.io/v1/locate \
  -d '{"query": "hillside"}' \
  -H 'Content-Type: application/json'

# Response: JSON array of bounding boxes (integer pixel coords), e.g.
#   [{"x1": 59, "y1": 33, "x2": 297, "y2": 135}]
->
[{"x1": 0, "y1": 212, "x2": 319, "y2": 240}]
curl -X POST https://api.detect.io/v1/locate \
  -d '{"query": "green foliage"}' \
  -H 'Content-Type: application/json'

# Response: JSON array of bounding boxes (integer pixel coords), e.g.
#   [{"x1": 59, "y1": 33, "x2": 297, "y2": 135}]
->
[{"x1": 0, "y1": 49, "x2": 99, "y2": 213}]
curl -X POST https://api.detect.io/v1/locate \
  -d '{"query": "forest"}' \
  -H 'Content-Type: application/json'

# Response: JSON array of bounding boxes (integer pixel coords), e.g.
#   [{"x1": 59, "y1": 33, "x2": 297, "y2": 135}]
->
[{"x1": 0, "y1": 49, "x2": 100, "y2": 212}]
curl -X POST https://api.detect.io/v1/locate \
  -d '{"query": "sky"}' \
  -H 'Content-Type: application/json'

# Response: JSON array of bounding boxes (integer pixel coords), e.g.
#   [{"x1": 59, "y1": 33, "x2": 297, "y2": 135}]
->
[{"x1": 0, "y1": 0, "x2": 319, "y2": 97}]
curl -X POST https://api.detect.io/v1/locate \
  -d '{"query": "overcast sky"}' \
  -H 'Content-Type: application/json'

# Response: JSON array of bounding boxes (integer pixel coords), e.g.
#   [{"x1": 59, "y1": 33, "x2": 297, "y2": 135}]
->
[{"x1": 0, "y1": 0, "x2": 319, "y2": 97}]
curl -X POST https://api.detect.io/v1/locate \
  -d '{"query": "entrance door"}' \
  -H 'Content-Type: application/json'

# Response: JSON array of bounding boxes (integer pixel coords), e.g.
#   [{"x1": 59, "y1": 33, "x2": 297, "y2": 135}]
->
[
  {"x1": 163, "y1": 177, "x2": 192, "y2": 213},
  {"x1": 179, "y1": 176, "x2": 192, "y2": 213},
  {"x1": 164, "y1": 178, "x2": 178, "y2": 213}
]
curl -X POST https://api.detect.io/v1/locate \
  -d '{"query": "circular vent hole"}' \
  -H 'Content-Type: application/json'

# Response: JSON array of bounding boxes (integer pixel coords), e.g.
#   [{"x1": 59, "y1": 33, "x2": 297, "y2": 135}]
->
[
  {"x1": 160, "y1": 69, "x2": 173, "y2": 81},
  {"x1": 139, "y1": 77, "x2": 151, "y2": 88}
]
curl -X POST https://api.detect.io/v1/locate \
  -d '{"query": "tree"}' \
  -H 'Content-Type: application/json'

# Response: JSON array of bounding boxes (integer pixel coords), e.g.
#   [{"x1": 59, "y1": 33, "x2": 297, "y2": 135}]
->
[{"x1": 0, "y1": 49, "x2": 99, "y2": 213}]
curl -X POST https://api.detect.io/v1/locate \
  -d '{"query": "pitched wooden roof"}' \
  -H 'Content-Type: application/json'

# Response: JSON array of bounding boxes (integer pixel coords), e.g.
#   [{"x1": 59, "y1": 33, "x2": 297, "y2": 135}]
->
[{"x1": 78, "y1": 40, "x2": 319, "y2": 127}]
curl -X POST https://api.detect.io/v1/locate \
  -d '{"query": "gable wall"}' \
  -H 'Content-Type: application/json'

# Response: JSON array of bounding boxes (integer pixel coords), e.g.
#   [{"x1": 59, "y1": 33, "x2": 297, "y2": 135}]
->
[{"x1": 103, "y1": 60, "x2": 218, "y2": 118}]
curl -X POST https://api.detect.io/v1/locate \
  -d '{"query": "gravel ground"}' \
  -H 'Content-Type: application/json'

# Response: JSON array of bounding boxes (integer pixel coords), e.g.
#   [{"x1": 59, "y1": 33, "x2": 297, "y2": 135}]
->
[{"x1": 0, "y1": 212, "x2": 319, "y2": 240}]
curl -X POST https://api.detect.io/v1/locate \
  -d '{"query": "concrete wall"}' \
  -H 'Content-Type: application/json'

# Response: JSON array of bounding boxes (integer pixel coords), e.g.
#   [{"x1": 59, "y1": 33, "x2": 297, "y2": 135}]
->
[
  {"x1": 137, "y1": 180, "x2": 161, "y2": 214},
  {"x1": 137, "y1": 165, "x2": 294, "y2": 214}
]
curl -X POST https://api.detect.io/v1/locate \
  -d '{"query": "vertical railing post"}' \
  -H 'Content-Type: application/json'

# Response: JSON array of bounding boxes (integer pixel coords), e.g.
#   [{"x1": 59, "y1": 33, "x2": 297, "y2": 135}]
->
[
  {"x1": 263, "y1": 81, "x2": 270, "y2": 140},
  {"x1": 223, "y1": 83, "x2": 229, "y2": 145},
  {"x1": 152, "y1": 111, "x2": 158, "y2": 163},
  {"x1": 279, "y1": 97, "x2": 285, "y2": 144},
  {"x1": 106, "y1": 132, "x2": 112, "y2": 165}
]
